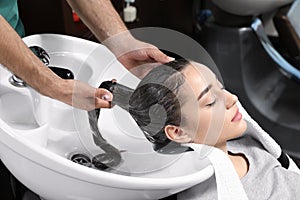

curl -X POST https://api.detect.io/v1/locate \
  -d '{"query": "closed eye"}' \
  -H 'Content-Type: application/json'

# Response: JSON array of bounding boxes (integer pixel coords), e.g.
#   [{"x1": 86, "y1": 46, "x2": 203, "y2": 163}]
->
[{"x1": 206, "y1": 99, "x2": 216, "y2": 107}]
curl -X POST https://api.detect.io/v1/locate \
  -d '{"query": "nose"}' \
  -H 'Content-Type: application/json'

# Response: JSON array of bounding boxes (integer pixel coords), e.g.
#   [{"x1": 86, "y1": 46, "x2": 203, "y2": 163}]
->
[{"x1": 224, "y1": 90, "x2": 238, "y2": 109}]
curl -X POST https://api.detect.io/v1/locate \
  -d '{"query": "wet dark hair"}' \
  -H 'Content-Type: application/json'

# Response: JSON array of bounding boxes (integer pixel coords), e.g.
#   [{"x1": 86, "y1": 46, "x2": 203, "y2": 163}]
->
[{"x1": 128, "y1": 59, "x2": 190, "y2": 151}]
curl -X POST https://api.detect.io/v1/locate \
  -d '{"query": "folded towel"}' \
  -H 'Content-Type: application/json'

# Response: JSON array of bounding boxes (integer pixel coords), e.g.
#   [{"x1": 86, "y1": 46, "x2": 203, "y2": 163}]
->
[
  {"x1": 187, "y1": 143, "x2": 248, "y2": 200},
  {"x1": 238, "y1": 101, "x2": 300, "y2": 174},
  {"x1": 237, "y1": 101, "x2": 281, "y2": 158}
]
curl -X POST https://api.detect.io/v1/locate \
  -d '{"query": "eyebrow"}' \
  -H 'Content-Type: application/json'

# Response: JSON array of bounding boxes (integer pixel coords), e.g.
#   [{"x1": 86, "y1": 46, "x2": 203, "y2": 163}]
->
[{"x1": 197, "y1": 84, "x2": 212, "y2": 101}]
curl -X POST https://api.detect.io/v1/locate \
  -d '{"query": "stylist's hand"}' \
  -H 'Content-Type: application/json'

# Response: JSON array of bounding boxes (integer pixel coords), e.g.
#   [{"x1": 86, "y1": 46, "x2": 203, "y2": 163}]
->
[
  {"x1": 117, "y1": 39, "x2": 171, "y2": 69},
  {"x1": 102, "y1": 31, "x2": 174, "y2": 79},
  {"x1": 54, "y1": 79, "x2": 113, "y2": 111},
  {"x1": 118, "y1": 40, "x2": 174, "y2": 78}
]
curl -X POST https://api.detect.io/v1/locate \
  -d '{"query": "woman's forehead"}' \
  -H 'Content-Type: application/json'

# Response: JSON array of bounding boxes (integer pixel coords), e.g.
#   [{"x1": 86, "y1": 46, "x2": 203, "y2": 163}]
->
[
  {"x1": 174, "y1": 63, "x2": 215, "y2": 102},
  {"x1": 183, "y1": 62, "x2": 215, "y2": 85}
]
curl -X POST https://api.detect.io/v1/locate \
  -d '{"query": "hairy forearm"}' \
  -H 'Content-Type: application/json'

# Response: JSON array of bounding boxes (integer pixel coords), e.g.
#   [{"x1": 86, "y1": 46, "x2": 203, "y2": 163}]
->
[
  {"x1": 0, "y1": 15, "x2": 62, "y2": 98},
  {"x1": 66, "y1": 0, "x2": 128, "y2": 42}
]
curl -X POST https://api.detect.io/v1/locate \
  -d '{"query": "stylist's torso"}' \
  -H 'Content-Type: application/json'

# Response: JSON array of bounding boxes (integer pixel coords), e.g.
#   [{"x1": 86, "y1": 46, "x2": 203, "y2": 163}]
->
[{"x1": 0, "y1": 0, "x2": 24, "y2": 37}]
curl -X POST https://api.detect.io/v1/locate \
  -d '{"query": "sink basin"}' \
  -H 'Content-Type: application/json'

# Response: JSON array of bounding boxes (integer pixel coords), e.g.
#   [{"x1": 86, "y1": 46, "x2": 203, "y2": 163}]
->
[
  {"x1": 0, "y1": 34, "x2": 214, "y2": 200},
  {"x1": 212, "y1": 0, "x2": 293, "y2": 16},
  {"x1": 0, "y1": 73, "x2": 38, "y2": 130}
]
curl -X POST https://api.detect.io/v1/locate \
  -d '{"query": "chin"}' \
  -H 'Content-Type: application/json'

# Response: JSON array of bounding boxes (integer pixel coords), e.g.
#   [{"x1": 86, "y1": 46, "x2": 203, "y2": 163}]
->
[
  {"x1": 237, "y1": 119, "x2": 248, "y2": 136},
  {"x1": 226, "y1": 119, "x2": 248, "y2": 140}
]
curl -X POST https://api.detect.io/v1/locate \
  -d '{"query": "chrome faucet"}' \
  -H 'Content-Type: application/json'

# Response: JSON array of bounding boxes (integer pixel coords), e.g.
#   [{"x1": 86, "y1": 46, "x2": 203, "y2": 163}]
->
[{"x1": 9, "y1": 46, "x2": 50, "y2": 87}]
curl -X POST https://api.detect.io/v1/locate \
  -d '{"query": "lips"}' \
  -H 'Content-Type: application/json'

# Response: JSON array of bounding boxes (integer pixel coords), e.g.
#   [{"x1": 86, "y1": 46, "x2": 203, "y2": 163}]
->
[{"x1": 231, "y1": 109, "x2": 242, "y2": 122}]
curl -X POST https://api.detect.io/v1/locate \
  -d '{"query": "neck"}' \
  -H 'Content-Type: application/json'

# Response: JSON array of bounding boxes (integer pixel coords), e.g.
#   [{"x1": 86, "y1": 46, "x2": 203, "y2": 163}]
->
[
  {"x1": 216, "y1": 142, "x2": 249, "y2": 179},
  {"x1": 215, "y1": 142, "x2": 228, "y2": 152}
]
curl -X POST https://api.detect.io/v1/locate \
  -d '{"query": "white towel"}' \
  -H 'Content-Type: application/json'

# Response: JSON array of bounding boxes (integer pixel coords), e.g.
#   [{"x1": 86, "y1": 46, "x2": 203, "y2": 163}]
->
[
  {"x1": 187, "y1": 144, "x2": 248, "y2": 200},
  {"x1": 237, "y1": 101, "x2": 281, "y2": 158},
  {"x1": 238, "y1": 101, "x2": 300, "y2": 174}
]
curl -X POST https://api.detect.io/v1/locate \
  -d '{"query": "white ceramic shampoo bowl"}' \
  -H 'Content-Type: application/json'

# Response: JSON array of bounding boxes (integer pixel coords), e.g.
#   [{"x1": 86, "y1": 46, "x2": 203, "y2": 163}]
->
[
  {"x1": 0, "y1": 34, "x2": 213, "y2": 200},
  {"x1": 212, "y1": 0, "x2": 293, "y2": 16}
]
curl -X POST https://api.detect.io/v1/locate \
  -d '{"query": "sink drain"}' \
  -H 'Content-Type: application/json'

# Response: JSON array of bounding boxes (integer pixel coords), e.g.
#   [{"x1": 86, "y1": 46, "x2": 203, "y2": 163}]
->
[
  {"x1": 70, "y1": 153, "x2": 92, "y2": 168},
  {"x1": 69, "y1": 152, "x2": 118, "y2": 170}
]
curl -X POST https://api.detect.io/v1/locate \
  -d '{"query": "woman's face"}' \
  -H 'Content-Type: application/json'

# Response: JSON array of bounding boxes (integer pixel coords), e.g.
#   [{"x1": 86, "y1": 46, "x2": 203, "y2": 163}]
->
[{"x1": 176, "y1": 62, "x2": 247, "y2": 147}]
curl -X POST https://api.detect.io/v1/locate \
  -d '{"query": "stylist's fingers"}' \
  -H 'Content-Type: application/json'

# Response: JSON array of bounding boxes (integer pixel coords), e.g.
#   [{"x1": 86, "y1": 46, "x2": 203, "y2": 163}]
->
[
  {"x1": 129, "y1": 62, "x2": 160, "y2": 79},
  {"x1": 146, "y1": 48, "x2": 174, "y2": 64},
  {"x1": 95, "y1": 88, "x2": 113, "y2": 108}
]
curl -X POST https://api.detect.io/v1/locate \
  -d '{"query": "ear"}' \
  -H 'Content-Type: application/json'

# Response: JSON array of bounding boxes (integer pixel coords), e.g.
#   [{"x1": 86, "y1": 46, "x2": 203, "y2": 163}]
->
[{"x1": 164, "y1": 125, "x2": 191, "y2": 143}]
